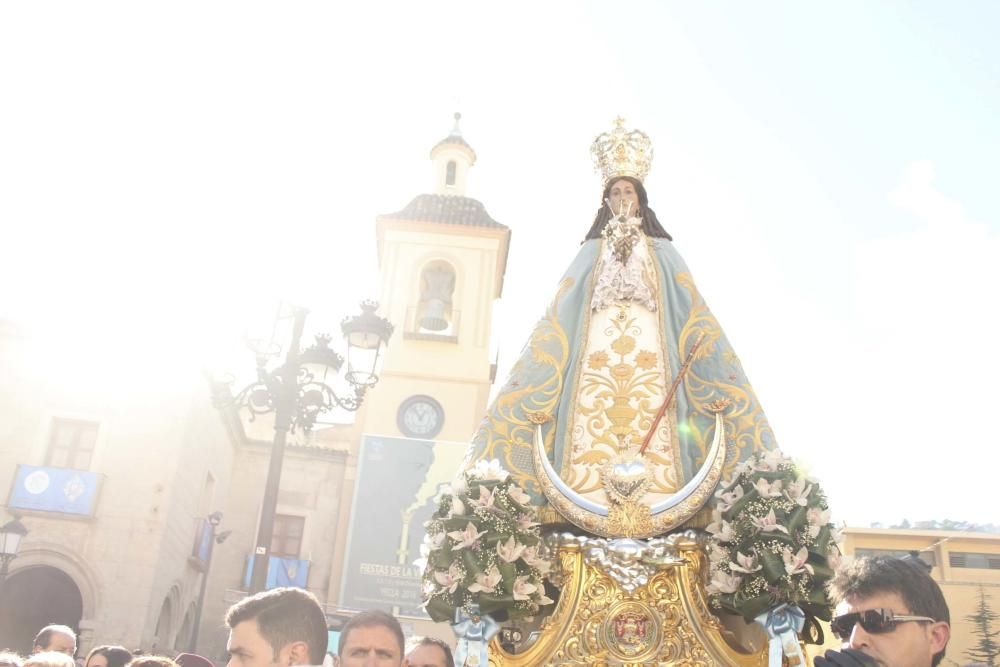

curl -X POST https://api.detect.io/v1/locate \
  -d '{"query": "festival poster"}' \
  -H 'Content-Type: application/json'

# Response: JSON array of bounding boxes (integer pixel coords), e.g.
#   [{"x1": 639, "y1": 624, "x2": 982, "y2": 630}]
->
[{"x1": 338, "y1": 434, "x2": 467, "y2": 617}]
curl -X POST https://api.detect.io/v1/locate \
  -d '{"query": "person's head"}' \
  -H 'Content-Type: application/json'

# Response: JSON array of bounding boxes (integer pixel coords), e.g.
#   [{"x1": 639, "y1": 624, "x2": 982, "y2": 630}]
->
[
  {"x1": 173, "y1": 654, "x2": 213, "y2": 667},
  {"x1": 337, "y1": 610, "x2": 404, "y2": 667},
  {"x1": 827, "y1": 555, "x2": 950, "y2": 667},
  {"x1": 32, "y1": 626, "x2": 77, "y2": 656},
  {"x1": 225, "y1": 587, "x2": 329, "y2": 667},
  {"x1": 23, "y1": 653, "x2": 75, "y2": 667},
  {"x1": 0, "y1": 652, "x2": 24, "y2": 667},
  {"x1": 126, "y1": 657, "x2": 178, "y2": 667},
  {"x1": 84, "y1": 647, "x2": 132, "y2": 667},
  {"x1": 402, "y1": 638, "x2": 452, "y2": 667},
  {"x1": 583, "y1": 176, "x2": 672, "y2": 242}
]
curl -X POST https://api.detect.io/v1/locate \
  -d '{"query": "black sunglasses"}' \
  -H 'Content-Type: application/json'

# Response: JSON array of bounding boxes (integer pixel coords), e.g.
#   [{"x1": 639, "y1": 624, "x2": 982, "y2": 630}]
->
[{"x1": 831, "y1": 608, "x2": 936, "y2": 640}]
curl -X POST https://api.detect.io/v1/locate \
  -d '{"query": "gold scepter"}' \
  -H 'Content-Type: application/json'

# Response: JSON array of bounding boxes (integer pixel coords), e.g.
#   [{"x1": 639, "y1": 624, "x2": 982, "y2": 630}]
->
[{"x1": 637, "y1": 330, "x2": 706, "y2": 456}]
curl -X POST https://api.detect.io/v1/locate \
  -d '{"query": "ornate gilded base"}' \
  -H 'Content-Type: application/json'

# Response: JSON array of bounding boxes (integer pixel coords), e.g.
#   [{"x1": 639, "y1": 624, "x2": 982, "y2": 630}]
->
[{"x1": 488, "y1": 532, "x2": 769, "y2": 667}]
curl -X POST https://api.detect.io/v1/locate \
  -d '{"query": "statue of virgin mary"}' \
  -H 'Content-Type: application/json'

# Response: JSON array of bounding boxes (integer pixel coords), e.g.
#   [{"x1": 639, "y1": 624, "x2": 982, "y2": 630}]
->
[{"x1": 463, "y1": 119, "x2": 778, "y2": 537}]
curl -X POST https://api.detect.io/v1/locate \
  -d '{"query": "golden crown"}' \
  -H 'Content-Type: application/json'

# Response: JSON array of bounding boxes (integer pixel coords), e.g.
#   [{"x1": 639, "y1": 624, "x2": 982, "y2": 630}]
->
[{"x1": 590, "y1": 117, "x2": 653, "y2": 184}]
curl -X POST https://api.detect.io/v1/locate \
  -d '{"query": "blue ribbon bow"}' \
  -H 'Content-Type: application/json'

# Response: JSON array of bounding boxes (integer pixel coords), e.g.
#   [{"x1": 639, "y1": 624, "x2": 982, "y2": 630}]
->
[
  {"x1": 452, "y1": 605, "x2": 500, "y2": 667},
  {"x1": 755, "y1": 604, "x2": 806, "y2": 667}
]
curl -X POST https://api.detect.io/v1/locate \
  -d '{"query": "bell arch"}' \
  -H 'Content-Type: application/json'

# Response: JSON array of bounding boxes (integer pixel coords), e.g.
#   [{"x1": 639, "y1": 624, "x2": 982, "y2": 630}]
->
[{"x1": 415, "y1": 259, "x2": 458, "y2": 334}]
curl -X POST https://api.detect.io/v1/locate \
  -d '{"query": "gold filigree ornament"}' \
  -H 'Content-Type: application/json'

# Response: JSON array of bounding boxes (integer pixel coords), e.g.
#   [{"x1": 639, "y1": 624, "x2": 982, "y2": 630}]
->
[
  {"x1": 532, "y1": 403, "x2": 730, "y2": 539},
  {"x1": 590, "y1": 117, "x2": 654, "y2": 184}
]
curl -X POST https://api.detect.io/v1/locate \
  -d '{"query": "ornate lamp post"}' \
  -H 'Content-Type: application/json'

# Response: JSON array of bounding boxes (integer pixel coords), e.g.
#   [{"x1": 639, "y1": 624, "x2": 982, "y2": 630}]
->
[
  {"x1": 217, "y1": 302, "x2": 393, "y2": 594},
  {"x1": 0, "y1": 517, "x2": 28, "y2": 588},
  {"x1": 189, "y1": 511, "x2": 229, "y2": 651}
]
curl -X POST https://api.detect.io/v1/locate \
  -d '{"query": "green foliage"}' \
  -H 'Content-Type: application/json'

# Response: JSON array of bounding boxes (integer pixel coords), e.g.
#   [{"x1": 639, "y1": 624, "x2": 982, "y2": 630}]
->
[
  {"x1": 417, "y1": 462, "x2": 555, "y2": 624},
  {"x1": 706, "y1": 450, "x2": 840, "y2": 639}
]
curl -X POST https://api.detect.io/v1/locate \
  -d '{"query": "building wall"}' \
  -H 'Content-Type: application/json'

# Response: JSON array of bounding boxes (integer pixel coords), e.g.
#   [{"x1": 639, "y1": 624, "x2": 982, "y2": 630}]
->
[{"x1": 0, "y1": 322, "x2": 235, "y2": 655}]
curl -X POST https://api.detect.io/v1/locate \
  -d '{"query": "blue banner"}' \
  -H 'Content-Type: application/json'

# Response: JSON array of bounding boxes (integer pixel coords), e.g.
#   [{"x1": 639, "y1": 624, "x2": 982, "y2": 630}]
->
[
  {"x1": 243, "y1": 555, "x2": 310, "y2": 589},
  {"x1": 192, "y1": 518, "x2": 213, "y2": 562},
  {"x1": 338, "y1": 435, "x2": 468, "y2": 617},
  {"x1": 9, "y1": 465, "x2": 100, "y2": 515}
]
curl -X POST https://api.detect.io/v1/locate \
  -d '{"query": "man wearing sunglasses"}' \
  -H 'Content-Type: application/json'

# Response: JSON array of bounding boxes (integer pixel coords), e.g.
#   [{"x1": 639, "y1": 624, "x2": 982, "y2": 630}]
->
[{"x1": 816, "y1": 555, "x2": 950, "y2": 667}]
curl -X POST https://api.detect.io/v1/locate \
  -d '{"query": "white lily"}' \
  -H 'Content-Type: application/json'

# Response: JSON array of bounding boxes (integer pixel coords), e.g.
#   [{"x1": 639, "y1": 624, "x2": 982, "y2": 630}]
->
[
  {"x1": 784, "y1": 478, "x2": 813, "y2": 506},
  {"x1": 471, "y1": 459, "x2": 509, "y2": 481},
  {"x1": 715, "y1": 484, "x2": 744, "y2": 512},
  {"x1": 729, "y1": 551, "x2": 762, "y2": 574},
  {"x1": 706, "y1": 517, "x2": 736, "y2": 543},
  {"x1": 512, "y1": 575, "x2": 537, "y2": 600},
  {"x1": 753, "y1": 477, "x2": 783, "y2": 498},
  {"x1": 470, "y1": 485, "x2": 495, "y2": 511},
  {"x1": 497, "y1": 535, "x2": 527, "y2": 563},
  {"x1": 707, "y1": 570, "x2": 742, "y2": 595},
  {"x1": 751, "y1": 509, "x2": 790, "y2": 534},
  {"x1": 433, "y1": 562, "x2": 464, "y2": 594},
  {"x1": 467, "y1": 564, "x2": 502, "y2": 593},
  {"x1": 756, "y1": 449, "x2": 787, "y2": 472},
  {"x1": 782, "y1": 546, "x2": 814, "y2": 576},
  {"x1": 508, "y1": 485, "x2": 531, "y2": 505},
  {"x1": 807, "y1": 507, "x2": 831, "y2": 526},
  {"x1": 733, "y1": 458, "x2": 755, "y2": 477},
  {"x1": 450, "y1": 496, "x2": 466, "y2": 517},
  {"x1": 522, "y1": 546, "x2": 552, "y2": 574},
  {"x1": 516, "y1": 514, "x2": 540, "y2": 531},
  {"x1": 448, "y1": 521, "x2": 487, "y2": 549},
  {"x1": 536, "y1": 592, "x2": 555, "y2": 605}
]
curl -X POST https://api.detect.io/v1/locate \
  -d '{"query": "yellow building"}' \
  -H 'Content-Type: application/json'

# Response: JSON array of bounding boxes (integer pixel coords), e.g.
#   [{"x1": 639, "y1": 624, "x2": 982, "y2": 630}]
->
[{"x1": 835, "y1": 526, "x2": 1000, "y2": 665}]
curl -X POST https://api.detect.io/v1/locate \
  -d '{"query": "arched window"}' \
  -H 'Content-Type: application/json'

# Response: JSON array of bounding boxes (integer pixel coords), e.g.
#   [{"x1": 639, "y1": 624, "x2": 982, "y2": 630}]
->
[
  {"x1": 418, "y1": 261, "x2": 456, "y2": 333},
  {"x1": 445, "y1": 160, "x2": 457, "y2": 187}
]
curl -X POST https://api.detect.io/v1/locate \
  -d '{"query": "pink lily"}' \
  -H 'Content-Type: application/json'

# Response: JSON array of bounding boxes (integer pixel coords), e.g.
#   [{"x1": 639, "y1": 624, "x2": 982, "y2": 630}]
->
[
  {"x1": 497, "y1": 535, "x2": 527, "y2": 563},
  {"x1": 751, "y1": 509, "x2": 789, "y2": 534},
  {"x1": 448, "y1": 521, "x2": 487, "y2": 549},
  {"x1": 467, "y1": 564, "x2": 502, "y2": 593}
]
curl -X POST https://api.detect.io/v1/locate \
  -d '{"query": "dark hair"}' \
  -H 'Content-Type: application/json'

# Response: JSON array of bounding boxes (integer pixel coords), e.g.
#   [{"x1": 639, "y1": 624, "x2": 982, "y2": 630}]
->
[
  {"x1": 828, "y1": 555, "x2": 950, "y2": 667},
  {"x1": 126, "y1": 658, "x2": 177, "y2": 667},
  {"x1": 407, "y1": 637, "x2": 454, "y2": 667},
  {"x1": 32, "y1": 626, "x2": 77, "y2": 652},
  {"x1": 582, "y1": 176, "x2": 672, "y2": 242},
  {"x1": 338, "y1": 610, "x2": 404, "y2": 659},
  {"x1": 225, "y1": 587, "x2": 329, "y2": 666},
  {"x1": 85, "y1": 647, "x2": 132, "y2": 667}
]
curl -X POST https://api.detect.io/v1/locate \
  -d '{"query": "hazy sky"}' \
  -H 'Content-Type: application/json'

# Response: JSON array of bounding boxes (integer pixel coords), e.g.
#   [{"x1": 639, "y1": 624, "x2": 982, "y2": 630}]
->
[{"x1": 2, "y1": 1, "x2": 997, "y2": 527}]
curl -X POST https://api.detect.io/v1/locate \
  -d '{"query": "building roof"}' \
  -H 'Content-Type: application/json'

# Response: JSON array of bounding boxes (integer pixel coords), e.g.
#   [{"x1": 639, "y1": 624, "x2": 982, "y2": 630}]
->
[
  {"x1": 380, "y1": 193, "x2": 507, "y2": 230},
  {"x1": 430, "y1": 133, "x2": 475, "y2": 155}
]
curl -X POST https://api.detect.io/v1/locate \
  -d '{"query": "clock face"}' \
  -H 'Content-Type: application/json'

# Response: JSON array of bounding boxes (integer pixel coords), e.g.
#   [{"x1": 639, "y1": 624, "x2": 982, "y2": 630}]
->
[{"x1": 397, "y1": 395, "x2": 445, "y2": 439}]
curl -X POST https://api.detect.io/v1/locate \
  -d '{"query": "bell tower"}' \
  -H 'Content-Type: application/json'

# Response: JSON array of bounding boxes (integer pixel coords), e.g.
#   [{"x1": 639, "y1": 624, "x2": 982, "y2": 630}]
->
[{"x1": 362, "y1": 115, "x2": 510, "y2": 443}]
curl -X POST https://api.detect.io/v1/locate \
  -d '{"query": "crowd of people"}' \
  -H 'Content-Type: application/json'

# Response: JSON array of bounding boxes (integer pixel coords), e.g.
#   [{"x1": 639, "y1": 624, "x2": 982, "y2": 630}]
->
[{"x1": 0, "y1": 555, "x2": 951, "y2": 667}]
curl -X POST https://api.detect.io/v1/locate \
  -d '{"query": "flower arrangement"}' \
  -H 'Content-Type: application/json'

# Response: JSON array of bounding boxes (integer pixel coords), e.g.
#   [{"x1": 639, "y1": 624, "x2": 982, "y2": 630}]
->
[
  {"x1": 705, "y1": 449, "x2": 841, "y2": 632},
  {"x1": 418, "y1": 459, "x2": 556, "y2": 623}
]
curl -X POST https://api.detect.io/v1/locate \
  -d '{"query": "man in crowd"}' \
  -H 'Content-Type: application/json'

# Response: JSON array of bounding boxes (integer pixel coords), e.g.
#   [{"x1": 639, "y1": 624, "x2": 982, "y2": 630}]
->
[
  {"x1": 402, "y1": 638, "x2": 453, "y2": 667},
  {"x1": 32, "y1": 626, "x2": 77, "y2": 657},
  {"x1": 224, "y1": 587, "x2": 328, "y2": 667},
  {"x1": 336, "y1": 610, "x2": 404, "y2": 667},
  {"x1": 816, "y1": 555, "x2": 951, "y2": 667}
]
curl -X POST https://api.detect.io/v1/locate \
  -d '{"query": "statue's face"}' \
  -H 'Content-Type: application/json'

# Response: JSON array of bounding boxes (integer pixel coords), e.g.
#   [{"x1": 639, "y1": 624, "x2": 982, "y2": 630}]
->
[{"x1": 608, "y1": 179, "x2": 640, "y2": 217}]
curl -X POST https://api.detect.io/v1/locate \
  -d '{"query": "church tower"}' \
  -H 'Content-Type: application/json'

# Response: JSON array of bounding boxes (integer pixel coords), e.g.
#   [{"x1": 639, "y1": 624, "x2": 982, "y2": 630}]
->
[{"x1": 362, "y1": 115, "x2": 510, "y2": 443}]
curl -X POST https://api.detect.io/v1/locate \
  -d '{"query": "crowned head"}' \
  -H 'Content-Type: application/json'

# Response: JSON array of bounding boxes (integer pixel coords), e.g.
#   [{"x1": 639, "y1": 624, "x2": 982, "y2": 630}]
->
[{"x1": 590, "y1": 117, "x2": 653, "y2": 184}]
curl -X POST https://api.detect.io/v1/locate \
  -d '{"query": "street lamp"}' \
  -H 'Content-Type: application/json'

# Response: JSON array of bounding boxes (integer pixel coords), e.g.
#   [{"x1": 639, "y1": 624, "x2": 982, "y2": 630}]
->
[
  {"x1": 189, "y1": 511, "x2": 229, "y2": 652},
  {"x1": 0, "y1": 517, "x2": 28, "y2": 587},
  {"x1": 216, "y1": 302, "x2": 393, "y2": 594}
]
